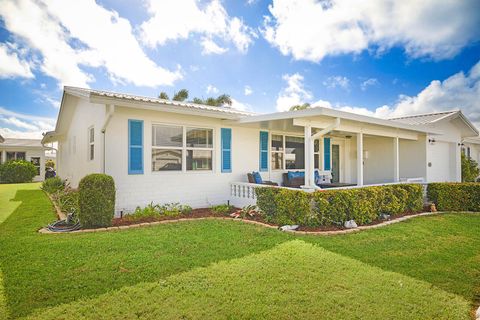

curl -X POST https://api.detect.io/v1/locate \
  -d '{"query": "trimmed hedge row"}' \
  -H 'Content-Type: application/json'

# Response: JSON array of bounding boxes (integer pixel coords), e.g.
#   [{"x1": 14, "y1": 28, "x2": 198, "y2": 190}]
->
[
  {"x1": 0, "y1": 160, "x2": 37, "y2": 183},
  {"x1": 256, "y1": 184, "x2": 424, "y2": 227},
  {"x1": 427, "y1": 183, "x2": 480, "y2": 212}
]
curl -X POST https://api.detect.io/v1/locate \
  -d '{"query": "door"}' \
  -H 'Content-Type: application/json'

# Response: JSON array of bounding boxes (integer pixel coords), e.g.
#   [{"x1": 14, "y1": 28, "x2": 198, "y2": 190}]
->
[{"x1": 332, "y1": 144, "x2": 340, "y2": 183}]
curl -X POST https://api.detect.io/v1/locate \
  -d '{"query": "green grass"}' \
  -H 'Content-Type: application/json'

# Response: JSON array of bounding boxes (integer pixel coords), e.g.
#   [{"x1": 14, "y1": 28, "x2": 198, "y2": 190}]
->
[
  {"x1": 28, "y1": 240, "x2": 469, "y2": 320},
  {"x1": 0, "y1": 183, "x2": 39, "y2": 223},
  {"x1": 0, "y1": 183, "x2": 479, "y2": 319}
]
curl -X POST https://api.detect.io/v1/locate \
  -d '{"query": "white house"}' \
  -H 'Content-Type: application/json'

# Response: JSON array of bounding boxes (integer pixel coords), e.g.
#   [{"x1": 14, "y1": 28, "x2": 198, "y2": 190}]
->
[
  {"x1": 0, "y1": 135, "x2": 48, "y2": 181},
  {"x1": 42, "y1": 87, "x2": 480, "y2": 213}
]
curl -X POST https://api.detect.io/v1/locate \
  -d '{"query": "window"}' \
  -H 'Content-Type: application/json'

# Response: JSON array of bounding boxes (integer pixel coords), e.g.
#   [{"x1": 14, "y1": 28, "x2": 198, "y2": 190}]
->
[
  {"x1": 270, "y1": 134, "x2": 305, "y2": 170},
  {"x1": 88, "y1": 127, "x2": 94, "y2": 160},
  {"x1": 314, "y1": 140, "x2": 320, "y2": 169},
  {"x1": 6, "y1": 152, "x2": 26, "y2": 161},
  {"x1": 31, "y1": 157, "x2": 40, "y2": 175},
  {"x1": 152, "y1": 124, "x2": 213, "y2": 172}
]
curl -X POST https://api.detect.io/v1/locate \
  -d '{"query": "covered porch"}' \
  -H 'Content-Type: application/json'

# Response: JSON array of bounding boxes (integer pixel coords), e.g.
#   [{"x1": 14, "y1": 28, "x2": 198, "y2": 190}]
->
[{"x1": 229, "y1": 107, "x2": 434, "y2": 192}]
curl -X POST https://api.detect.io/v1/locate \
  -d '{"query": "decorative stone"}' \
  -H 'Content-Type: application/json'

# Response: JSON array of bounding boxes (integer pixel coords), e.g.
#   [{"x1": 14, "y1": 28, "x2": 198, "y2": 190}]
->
[
  {"x1": 476, "y1": 306, "x2": 480, "y2": 320},
  {"x1": 344, "y1": 220, "x2": 358, "y2": 229},
  {"x1": 379, "y1": 213, "x2": 391, "y2": 220},
  {"x1": 279, "y1": 225, "x2": 299, "y2": 231}
]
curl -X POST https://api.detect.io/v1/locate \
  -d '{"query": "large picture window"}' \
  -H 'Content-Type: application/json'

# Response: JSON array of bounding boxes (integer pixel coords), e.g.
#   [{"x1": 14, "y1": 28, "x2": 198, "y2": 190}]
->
[
  {"x1": 152, "y1": 124, "x2": 213, "y2": 172},
  {"x1": 271, "y1": 134, "x2": 305, "y2": 170},
  {"x1": 6, "y1": 152, "x2": 26, "y2": 161}
]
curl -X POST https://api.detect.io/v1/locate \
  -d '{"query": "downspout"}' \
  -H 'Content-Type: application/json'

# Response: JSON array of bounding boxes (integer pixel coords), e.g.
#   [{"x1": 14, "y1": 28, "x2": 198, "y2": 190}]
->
[{"x1": 101, "y1": 104, "x2": 115, "y2": 174}]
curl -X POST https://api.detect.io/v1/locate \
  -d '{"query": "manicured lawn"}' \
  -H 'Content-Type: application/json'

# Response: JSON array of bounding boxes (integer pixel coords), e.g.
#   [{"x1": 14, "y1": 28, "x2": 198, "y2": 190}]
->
[
  {"x1": 0, "y1": 183, "x2": 479, "y2": 319},
  {"x1": 28, "y1": 240, "x2": 469, "y2": 320},
  {"x1": 0, "y1": 183, "x2": 39, "y2": 224}
]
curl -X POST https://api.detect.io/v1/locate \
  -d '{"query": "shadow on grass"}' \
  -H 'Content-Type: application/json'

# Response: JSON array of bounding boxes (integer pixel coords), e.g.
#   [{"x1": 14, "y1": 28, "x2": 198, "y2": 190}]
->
[{"x1": 0, "y1": 189, "x2": 290, "y2": 319}]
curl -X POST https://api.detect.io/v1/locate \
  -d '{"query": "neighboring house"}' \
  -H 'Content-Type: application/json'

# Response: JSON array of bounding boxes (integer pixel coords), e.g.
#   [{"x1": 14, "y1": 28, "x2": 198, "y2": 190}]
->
[
  {"x1": 42, "y1": 87, "x2": 480, "y2": 213},
  {"x1": 0, "y1": 135, "x2": 48, "y2": 181}
]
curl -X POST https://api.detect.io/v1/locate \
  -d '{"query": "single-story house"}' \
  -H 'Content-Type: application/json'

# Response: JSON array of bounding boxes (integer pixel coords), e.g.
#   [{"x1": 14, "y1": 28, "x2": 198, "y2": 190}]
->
[
  {"x1": 42, "y1": 87, "x2": 480, "y2": 213},
  {"x1": 0, "y1": 135, "x2": 48, "y2": 181}
]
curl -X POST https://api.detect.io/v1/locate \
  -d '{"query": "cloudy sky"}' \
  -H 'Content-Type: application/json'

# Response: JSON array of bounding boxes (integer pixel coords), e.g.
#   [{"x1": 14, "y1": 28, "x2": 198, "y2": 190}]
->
[{"x1": 0, "y1": 0, "x2": 479, "y2": 138}]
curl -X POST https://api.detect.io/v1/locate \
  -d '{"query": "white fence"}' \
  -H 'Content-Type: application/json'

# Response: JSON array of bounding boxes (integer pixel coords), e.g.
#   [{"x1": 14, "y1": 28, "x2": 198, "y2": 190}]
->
[{"x1": 229, "y1": 180, "x2": 428, "y2": 208}]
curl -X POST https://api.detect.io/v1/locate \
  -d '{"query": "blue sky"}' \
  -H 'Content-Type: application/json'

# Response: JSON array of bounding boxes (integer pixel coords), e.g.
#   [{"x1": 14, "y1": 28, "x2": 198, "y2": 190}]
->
[{"x1": 0, "y1": 0, "x2": 479, "y2": 138}]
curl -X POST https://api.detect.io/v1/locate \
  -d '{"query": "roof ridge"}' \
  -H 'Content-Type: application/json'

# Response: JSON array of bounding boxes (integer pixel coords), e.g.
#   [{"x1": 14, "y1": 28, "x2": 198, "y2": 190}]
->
[{"x1": 388, "y1": 110, "x2": 459, "y2": 120}]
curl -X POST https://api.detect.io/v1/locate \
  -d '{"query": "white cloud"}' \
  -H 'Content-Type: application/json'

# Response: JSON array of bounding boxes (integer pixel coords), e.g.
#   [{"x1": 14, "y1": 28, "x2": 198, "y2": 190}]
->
[
  {"x1": 361, "y1": 78, "x2": 379, "y2": 91},
  {"x1": 0, "y1": 43, "x2": 34, "y2": 79},
  {"x1": 244, "y1": 85, "x2": 253, "y2": 96},
  {"x1": 206, "y1": 84, "x2": 219, "y2": 94},
  {"x1": 262, "y1": 0, "x2": 480, "y2": 62},
  {"x1": 323, "y1": 76, "x2": 350, "y2": 90},
  {"x1": 276, "y1": 73, "x2": 313, "y2": 111},
  {"x1": 200, "y1": 38, "x2": 228, "y2": 55},
  {"x1": 0, "y1": 105, "x2": 56, "y2": 138},
  {"x1": 231, "y1": 98, "x2": 252, "y2": 112},
  {"x1": 0, "y1": 0, "x2": 181, "y2": 88},
  {"x1": 140, "y1": 0, "x2": 255, "y2": 54}
]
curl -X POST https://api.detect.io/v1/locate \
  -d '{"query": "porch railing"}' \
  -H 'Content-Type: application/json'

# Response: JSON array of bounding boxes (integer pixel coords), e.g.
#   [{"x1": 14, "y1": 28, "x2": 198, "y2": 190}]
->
[{"x1": 229, "y1": 180, "x2": 428, "y2": 208}]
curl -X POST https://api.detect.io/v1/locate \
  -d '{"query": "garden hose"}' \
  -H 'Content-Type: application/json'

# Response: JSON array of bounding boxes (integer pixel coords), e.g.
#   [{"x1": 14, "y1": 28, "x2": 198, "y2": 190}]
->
[{"x1": 46, "y1": 216, "x2": 81, "y2": 232}]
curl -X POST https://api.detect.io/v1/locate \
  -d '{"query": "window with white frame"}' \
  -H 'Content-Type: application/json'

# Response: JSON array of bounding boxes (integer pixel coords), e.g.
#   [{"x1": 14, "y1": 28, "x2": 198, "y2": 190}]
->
[
  {"x1": 314, "y1": 140, "x2": 320, "y2": 169},
  {"x1": 270, "y1": 134, "x2": 305, "y2": 170},
  {"x1": 31, "y1": 157, "x2": 40, "y2": 175},
  {"x1": 88, "y1": 127, "x2": 94, "y2": 160},
  {"x1": 6, "y1": 151, "x2": 26, "y2": 161},
  {"x1": 152, "y1": 124, "x2": 213, "y2": 171}
]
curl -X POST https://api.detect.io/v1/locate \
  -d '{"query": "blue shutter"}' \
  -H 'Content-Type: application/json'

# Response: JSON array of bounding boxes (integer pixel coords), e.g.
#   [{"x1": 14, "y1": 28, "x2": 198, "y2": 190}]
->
[
  {"x1": 324, "y1": 137, "x2": 331, "y2": 171},
  {"x1": 128, "y1": 120, "x2": 143, "y2": 174},
  {"x1": 221, "y1": 128, "x2": 232, "y2": 173},
  {"x1": 259, "y1": 131, "x2": 268, "y2": 172}
]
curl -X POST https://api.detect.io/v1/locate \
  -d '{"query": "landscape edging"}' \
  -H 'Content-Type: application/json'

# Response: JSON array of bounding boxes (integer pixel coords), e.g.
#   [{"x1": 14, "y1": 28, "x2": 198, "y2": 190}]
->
[{"x1": 38, "y1": 211, "x2": 444, "y2": 235}]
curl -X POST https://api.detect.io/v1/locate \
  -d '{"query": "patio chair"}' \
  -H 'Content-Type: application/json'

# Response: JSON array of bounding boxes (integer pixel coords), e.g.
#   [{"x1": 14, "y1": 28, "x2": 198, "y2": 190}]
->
[{"x1": 247, "y1": 172, "x2": 278, "y2": 186}]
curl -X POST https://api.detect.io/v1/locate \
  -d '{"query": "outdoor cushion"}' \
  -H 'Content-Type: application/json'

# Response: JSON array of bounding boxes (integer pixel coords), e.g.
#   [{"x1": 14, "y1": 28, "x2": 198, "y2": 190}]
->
[
  {"x1": 287, "y1": 171, "x2": 304, "y2": 180},
  {"x1": 252, "y1": 171, "x2": 263, "y2": 184},
  {"x1": 314, "y1": 170, "x2": 320, "y2": 183}
]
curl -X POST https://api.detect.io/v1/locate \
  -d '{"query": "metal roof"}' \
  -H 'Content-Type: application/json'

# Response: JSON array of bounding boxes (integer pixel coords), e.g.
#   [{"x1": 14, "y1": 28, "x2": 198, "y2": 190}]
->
[
  {"x1": 0, "y1": 138, "x2": 44, "y2": 148},
  {"x1": 389, "y1": 110, "x2": 459, "y2": 125},
  {"x1": 65, "y1": 86, "x2": 255, "y2": 117}
]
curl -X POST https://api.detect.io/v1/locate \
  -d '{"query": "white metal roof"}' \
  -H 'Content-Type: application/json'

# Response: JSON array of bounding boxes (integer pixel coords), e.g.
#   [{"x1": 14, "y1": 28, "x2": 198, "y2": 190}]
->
[
  {"x1": 389, "y1": 110, "x2": 459, "y2": 125},
  {"x1": 0, "y1": 138, "x2": 44, "y2": 148},
  {"x1": 65, "y1": 86, "x2": 255, "y2": 117}
]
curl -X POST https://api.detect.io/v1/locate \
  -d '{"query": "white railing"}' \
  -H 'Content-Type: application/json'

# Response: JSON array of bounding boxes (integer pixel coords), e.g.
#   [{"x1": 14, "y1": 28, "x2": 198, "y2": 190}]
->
[{"x1": 229, "y1": 179, "x2": 428, "y2": 207}]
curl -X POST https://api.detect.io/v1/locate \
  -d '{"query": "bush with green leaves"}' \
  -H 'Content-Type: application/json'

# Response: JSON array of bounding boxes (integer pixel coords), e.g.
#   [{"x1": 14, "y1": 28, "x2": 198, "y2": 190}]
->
[
  {"x1": 78, "y1": 174, "x2": 116, "y2": 228},
  {"x1": 53, "y1": 188, "x2": 79, "y2": 216},
  {"x1": 461, "y1": 153, "x2": 479, "y2": 182},
  {"x1": 0, "y1": 160, "x2": 37, "y2": 183},
  {"x1": 211, "y1": 204, "x2": 234, "y2": 215},
  {"x1": 41, "y1": 177, "x2": 65, "y2": 194},
  {"x1": 255, "y1": 184, "x2": 424, "y2": 227},
  {"x1": 427, "y1": 182, "x2": 480, "y2": 211},
  {"x1": 125, "y1": 202, "x2": 193, "y2": 222}
]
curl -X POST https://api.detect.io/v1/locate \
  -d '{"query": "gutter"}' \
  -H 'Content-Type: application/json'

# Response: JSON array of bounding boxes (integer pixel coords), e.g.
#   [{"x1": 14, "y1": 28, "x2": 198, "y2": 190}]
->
[{"x1": 101, "y1": 104, "x2": 115, "y2": 174}]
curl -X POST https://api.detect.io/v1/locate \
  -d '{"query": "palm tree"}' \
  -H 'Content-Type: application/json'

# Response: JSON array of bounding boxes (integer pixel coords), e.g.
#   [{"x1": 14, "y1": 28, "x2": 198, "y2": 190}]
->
[
  {"x1": 173, "y1": 89, "x2": 189, "y2": 102},
  {"x1": 158, "y1": 92, "x2": 169, "y2": 100},
  {"x1": 289, "y1": 103, "x2": 311, "y2": 111}
]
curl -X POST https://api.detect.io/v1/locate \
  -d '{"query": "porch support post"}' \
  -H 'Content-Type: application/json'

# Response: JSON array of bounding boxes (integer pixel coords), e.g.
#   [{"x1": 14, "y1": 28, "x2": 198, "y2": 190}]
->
[
  {"x1": 1, "y1": 150, "x2": 5, "y2": 164},
  {"x1": 393, "y1": 137, "x2": 399, "y2": 182},
  {"x1": 304, "y1": 124, "x2": 314, "y2": 188},
  {"x1": 357, "y1": 132, "x2": 363, "y2": 186}
]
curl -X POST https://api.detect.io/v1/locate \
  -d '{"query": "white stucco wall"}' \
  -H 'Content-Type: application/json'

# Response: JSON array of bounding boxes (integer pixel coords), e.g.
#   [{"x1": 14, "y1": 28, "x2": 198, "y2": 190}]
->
[
  {"x1": 362, "y1": 136, "x2": 395, "y2": 184},
  {"x1": 56, "y1": 98, "x2": 106, "y2": 186},
  {"x1": 399, "y1": 135, "x2": 427, "y2": 181}
]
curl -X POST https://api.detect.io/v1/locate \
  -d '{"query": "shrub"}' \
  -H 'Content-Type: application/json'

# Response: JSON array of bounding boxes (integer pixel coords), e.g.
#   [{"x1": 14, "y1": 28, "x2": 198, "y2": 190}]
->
[
  {"x1": 211, "y1": 204, "x2": 234, "y2": 215},
  {"x1": 427, "y1": 183, "x2": 480, "y2": 211},
  {"x1": 256, "y1": 184, "x2": 423, "y2": 227},
  {"x1": 461, "y1": 153, "x2": 480, "y2": 182},
  {"x1": 0, "y1": 160, "x2": 37, "y2": 183},
  {"x1": 41, "y1": 177, "x2": 65, "y2": 194},
  {"x1": 78, "y1": 174, "x2": 116, "y2": 228},
  {"x1": 125, "y1": 202, "x2": 193, "y2": 222},
  {"x1": 45, "y1": 159, "x2": 55, "y2": 169},
  {"x1": 54, "y1": 188, "x2": 79, "y2": 216}
]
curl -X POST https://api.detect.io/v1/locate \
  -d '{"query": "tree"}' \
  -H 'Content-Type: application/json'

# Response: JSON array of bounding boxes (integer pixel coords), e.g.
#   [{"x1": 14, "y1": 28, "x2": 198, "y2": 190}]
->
[
  {"x1": 193, "y1": 94, "x2": 233, "y2": 107},
  {"x1": 290, "y1": 103, "x2": 311, "y2": 111},
  {"x1": 158, "y1": 92, "x2": 169, "y2": 100},
  {"x1": 461, "y1": 153, "x2": 480, "y2": 182},
  {"x1": 173, "y1": 89, "x2": 189, "y2": 102}
]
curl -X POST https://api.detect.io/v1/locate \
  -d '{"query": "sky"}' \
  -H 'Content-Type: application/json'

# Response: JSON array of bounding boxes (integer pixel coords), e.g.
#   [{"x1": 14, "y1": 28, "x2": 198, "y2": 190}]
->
[{"x1": 0, "y1": 0, "x2": 479, "y2": 138}]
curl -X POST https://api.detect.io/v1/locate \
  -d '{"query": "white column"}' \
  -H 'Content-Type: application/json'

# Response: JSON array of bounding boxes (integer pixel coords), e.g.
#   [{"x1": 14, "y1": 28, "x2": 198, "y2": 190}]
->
[
  {"x1": 1, "y1": 150, "x2": 5, "y2": 164},
  {"x1": 304, "y1": 125, "x2": 313, "y2": 187},
  {"x1": 455, "y1": 142, "x2": 461, "y2": 182},
  {"x1": 357, "y1": 132, "x2": 363, "y2": 186},
  {"x1": 393, "y1": 137, "x2": 399, "y2": 182}
]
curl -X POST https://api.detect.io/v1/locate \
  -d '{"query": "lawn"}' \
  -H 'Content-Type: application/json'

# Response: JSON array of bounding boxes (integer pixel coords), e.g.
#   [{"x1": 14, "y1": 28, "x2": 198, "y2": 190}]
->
[
  {"x1": 0, "y1": 183, "x2": 479, "y2": 319},
  {"x1": 0, "y1": 183, "x2": 39, "y2": 224}
]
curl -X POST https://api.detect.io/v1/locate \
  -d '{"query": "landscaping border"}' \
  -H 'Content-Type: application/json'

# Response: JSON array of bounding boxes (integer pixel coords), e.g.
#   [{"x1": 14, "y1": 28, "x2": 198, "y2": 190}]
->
[
  {"x1": 38, "y1": 211, "x2": 442, "y2": 235},
  {"x1": 46, "y1": 193, "x2": 66, "y2": 220}
]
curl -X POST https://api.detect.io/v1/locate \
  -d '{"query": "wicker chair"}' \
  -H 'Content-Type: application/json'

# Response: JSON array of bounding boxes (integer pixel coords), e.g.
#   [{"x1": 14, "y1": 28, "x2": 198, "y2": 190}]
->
[{"x1": 247, "y1": 173, "x2": 278, "y2": 186}]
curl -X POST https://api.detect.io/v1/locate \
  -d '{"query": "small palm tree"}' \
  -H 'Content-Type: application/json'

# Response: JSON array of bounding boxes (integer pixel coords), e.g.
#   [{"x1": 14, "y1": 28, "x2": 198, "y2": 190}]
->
[
  {"x1": 158, "y1": 92, "x2": 169, "y2": 100},
  {"x1": 290, "y1": 103, "x2": 311, "y2": 111},
  {"x1": 173, "y1": 89, "x2": 189, "y2": 102}
]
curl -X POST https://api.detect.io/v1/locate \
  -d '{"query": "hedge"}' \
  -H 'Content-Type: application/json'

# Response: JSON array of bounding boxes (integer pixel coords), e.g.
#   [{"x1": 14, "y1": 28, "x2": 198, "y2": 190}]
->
[
  {"x1": 255, "y1": 184, "x2": 424, "y2": 227},
  {"x1": 0, "y1": 160, "x2": 37, "y2": 183},
  {"x1": 78, "y1": 174, "x2": 116, "y2": 228},
  {"x1": 427, "y1": 183, "x2": 480, "y2": 212}
]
